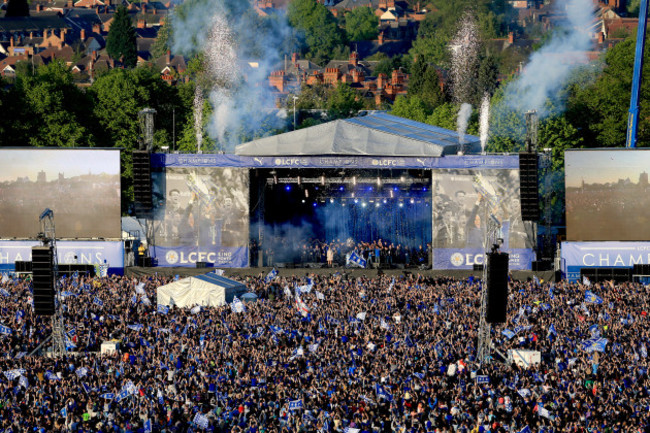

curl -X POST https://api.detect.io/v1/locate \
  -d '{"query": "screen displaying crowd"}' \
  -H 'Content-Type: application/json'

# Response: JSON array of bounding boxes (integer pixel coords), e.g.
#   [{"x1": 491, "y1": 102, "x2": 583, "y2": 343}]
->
[
  {"x1": 0, "y1": 272, "x2": 647, "y2": 433},
  {"x1": 0, "y1": 150, "x2": 121, "y2": 239},
  {"x1": 566, "y1": 150, "x2": 650, "y2": 241}
]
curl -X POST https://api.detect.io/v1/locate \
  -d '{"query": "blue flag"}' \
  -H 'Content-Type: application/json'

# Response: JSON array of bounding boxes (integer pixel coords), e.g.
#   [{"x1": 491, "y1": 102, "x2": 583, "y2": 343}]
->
[
  {"x1": 0, "y1": 324, "x2": 12, "y2": 335},
  {"x1": 60, "y1": 407, "x2": 67, "y2": 418},
  {"x1": 265, "y1": 268, "x2": 278, "y2": 283},
  {"x1": 582, "y1": 337, "x2": 608, "y2": 352},
  {"x1": 548, "y1": 324, "x2": 557, "y2": 336},
  {"x1": 476, "y1": 375, "x2": 490, "y2": 384},
  {"x1": 93, "y1": 297, "x2": 104, "y2": 308},
  {"x1": 144, "y1": 419, "x2": 152, "y2": 433},
  {"x1": 289, "y1": 399, "x2": 304, "y2": 411},
  {"x1": 584, "y1": 290, "x2": 603, "y2": 304},
  {"x1": 502, "y1": 329, "x2": 515, "y2": 340},
  {"x1": 100, "y1": 393, "x2": 115, "y2": 400},
  {"x1": 518, "y1": 427, "x2": 531, "y2": 433},
  {"x1": 157, "y1": 304, "x2": 170, "y2": 315},
  {"x1": 348, "y1": 252, "x2": 367, "y2": 268}
]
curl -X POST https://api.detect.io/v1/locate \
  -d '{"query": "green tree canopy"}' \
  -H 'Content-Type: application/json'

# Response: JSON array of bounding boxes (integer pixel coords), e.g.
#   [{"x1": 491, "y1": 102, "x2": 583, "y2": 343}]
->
[
  {"x1": 344, "y1": 7, "x2": 379, "y2": 42},
  {"x1": 106, "y1": 6, "x2": 138, "y2": 68},
  {"x1": 390, "y1": 95, "x2": 430, "y2": 123},
  {"x1": 327, "y1": 83, "x2": 363, "y2": 119},
  {"x1": 288, "y1": 0, "x2": 345, "y2": 65}
]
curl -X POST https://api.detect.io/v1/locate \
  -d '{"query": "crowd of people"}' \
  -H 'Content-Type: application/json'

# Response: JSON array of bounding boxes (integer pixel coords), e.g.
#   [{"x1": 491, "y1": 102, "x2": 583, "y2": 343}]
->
[
  {"x1": 0, "y1": 271, "x2": 648, "y2": 433},
  {"x1": 256, "y1": 238, "x2": 431, "y2": 269}
]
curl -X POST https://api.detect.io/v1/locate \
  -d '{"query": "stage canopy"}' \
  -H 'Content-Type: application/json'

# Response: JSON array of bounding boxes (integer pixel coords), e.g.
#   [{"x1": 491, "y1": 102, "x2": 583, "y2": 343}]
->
[
  {"x1": 156, "y1": 273, "x2": 247, "y2": 308},
  {"x1": 235, "y1": 113, "x2": 481, "y2": 157}
]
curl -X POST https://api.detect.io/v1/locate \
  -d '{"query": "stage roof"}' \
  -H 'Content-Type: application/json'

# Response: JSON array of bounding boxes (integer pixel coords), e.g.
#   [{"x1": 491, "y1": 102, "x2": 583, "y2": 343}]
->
[{"x1": 235, "y1": 113, "x2": 481, "y2": 157}]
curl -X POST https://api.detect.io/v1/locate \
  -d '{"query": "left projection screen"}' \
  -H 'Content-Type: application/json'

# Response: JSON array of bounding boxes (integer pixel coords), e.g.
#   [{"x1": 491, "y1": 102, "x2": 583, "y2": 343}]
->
[{"x1": 0, "y1": 149, "x2": 121, "y2": 239}]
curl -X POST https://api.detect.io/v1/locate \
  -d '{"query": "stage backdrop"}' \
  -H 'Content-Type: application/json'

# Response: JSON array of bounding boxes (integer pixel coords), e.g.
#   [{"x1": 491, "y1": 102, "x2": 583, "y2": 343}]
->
[
  {"x1": 561, "y1": 241, "x2": 650, "y2": 282},
  {"x1": 566, "y1": 149, "x2": 650, "y2": 241},
  {"x1": 151, "y1": 167, "x2": 249, "y2": 267},
  {"x1": 0, "y1": 149, "x2": 121, "y2": 239},
  {"x1": 431, "y1": 168, "x2": 535, "y2": 270}
]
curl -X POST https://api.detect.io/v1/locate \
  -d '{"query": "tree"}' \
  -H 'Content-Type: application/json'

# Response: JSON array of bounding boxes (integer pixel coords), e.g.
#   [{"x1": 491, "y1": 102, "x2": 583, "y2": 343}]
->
[
  {"x1": 151, "y1": 19, "x2": 172, "y2": 60},
  {"x1": 390, "y1": 95, "x2": 430, "y2": 123},
  {"x1": 327, "y1": 83, "x2": 363, "y2": 119},
  {"x1": 288, "y1": 0, "x2": 345, "y2": 65},
  {"x1": 5, "y1": 0, "x2": 29, "y2": 17},
  {"x1": 344, "y1": 7, "x2": 378, "y2": 42},
  {"x1": 106, "y1": 6, "x2": 138, "y2": 68}
]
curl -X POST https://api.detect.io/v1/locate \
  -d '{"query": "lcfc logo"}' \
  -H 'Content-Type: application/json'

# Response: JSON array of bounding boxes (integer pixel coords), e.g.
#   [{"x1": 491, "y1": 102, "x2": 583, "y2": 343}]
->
[
  {"x1": 165, "y1": 251, "x2": 179, "y2": 265},
  {"x1": 64, "y1": 252, "x2": 76, "y2": 264},
  {"x1": 450, "y1": 253, "x2": 464, "y2": 267}
]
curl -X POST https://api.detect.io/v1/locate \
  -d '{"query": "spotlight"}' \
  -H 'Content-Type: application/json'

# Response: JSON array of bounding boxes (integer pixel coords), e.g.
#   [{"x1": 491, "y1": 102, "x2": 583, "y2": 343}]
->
[
  {"x1": 285, "y1": 185, "x2": 291, "y2": 191},
  {"x1": 399, "y1": 202, "x2": 404, "y2": 208},
  {"x1": 367, "y1": 186, "x2": 373, "y2": 192},
  {"x1": 339, "y1": 186, "x2": 344, "y2": 192},
  {"x1": 321, "y1": 175, "x2": 326, "y2": 186},
  {"x1": 305, "y1": 189, "x2": 309, "y2": 198},
  {"x1": 352, "y1": 176, "x2": 357, "y2": 186},
  {"x1": 375, "y1": 203, "x2": 380, "y2": 207},
  {"x1": 313, "y1": 202, "x2": 317, "y2": 207},
  {"x1": 390, "y1": 190, "x2": 394, "y2": 198},
  {"x1": 377, "y1": 177, "x2": 382, "y2": 186},
  {"x1": 361, "y1": 202, "x2": 367, "y2": 207},
  {"x1": 274, "y1": 176, "x2": 278, "y2": 185},
  {"x1": 354, "y1": 198, "x2": 359, "y2": 203},
  {"x1": 351, "y1": 192, "x2": 355, "y2": 198},
  {"x1": 301, "y1": 199, "x2": 305, "y2": 203},
  {"x1": 423, "y1": 187, "x2": 427, "y2": 191},
  {"x1": 330, "y1": 198, "x2": 334, "y2": 203},
  {"x1": 410, "y1": 198, "x2": 415, "y2": 204},
  {"x1": 297, "y1": 176, "x2": 302, "y2": 186},
  {"x1": 383, "y1": 199, "x2": 387, "y2": 204},
  {"x1": 400, "y1": 176, "x2": 406, "y2": 183}
]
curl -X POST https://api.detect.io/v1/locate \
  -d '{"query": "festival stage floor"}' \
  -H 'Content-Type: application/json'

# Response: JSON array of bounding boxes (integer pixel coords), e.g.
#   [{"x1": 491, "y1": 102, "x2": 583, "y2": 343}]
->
[{"x1": 125, "y1": 265, "x2": 557, "y2": 282}]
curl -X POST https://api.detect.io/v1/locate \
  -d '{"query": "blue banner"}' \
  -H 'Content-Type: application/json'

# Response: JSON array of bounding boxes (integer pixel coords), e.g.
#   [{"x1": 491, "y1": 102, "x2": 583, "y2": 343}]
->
[
  {"x1": 562, "y1": 242, "x2": 650, "y2": 282},
  {"x1": 151, "y1": 246, "x2": 248, "y2": 267},
  {"x1": 151, "y1": 154, "x2": 520, "y2": 170},
  {"x1": 0, "y1": 240, "x2": 124, "y2": 273},
  {"x1": 433, "y1": 248, "x2": 534, "y2": 270}
]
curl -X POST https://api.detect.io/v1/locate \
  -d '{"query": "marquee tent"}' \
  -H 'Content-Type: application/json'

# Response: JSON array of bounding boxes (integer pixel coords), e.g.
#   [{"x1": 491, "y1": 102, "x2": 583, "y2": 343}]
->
[{"x1": 157, "y1": 273, "x2": 247, "y2": 308}]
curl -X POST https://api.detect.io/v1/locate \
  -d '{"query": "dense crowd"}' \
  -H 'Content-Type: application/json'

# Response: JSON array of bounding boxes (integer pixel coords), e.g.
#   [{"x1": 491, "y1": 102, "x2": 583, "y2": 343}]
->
[
  {"x1": 256, "y1": 238, "x2": 431, "y2": 269},
  {"x1": 0, "y1": 271, "x2": 648, "y2": 433}
]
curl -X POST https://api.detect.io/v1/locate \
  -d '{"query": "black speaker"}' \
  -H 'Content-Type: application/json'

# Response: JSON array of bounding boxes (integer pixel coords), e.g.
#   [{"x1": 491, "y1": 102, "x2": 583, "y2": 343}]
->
[
  {"x1": 196, "y1": 261, "x2": 212, "y2": 269},
  {"x1": 15, "y1": 261, "x2": 31, "y2": 273},
  {"x1": 486, "y1": 252, "x2": 509, "y2": 323},
  {"x1": 58, "y1": 264, "x2": 95, "y2": 277},
  {"x1": 132, "y1": 151, "x2": 152, "y2": 212},
  {"x1": 473, "y1": 264, "x2": 484, "y2": 271},
  {"x1": 519, "y1": 152, "x2": 539, "y2": 221},
  {"x1": 633, "y1": 264, "x2": 650, "y2": 275},
  {"x1": 31, "y1": 246, "x2": 55, "y2": 316}
]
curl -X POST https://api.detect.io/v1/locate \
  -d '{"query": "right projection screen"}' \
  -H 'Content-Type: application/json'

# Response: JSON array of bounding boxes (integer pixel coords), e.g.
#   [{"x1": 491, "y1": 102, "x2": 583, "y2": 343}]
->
[{"x1": 566, "y1": 149, "x2": 650, "y2": 241}]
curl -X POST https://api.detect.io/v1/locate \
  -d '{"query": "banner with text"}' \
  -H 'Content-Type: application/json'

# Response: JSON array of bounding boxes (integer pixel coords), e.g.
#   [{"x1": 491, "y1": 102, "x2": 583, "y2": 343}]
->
[
  {"x1": 562, "y1": 241, "x2": 650, "y2": 282},
  {"x1": 431, "y1": 168, "x2": 535, "y2": 270},
  {"x1": 0, "y1": 240, "x2": 124, "y2": 272},
  {"x1": 150, "y1": 246, "x2": 248, "y2": 267}
]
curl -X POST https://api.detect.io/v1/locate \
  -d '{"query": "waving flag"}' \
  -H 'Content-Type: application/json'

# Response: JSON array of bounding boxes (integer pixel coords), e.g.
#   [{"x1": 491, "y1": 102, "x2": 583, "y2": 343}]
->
[
  {"x1": 141, "y1": 296, "x2": 152, "y2": 306},
  {"x1": 75, "y1": 367, "x2": 88, "y2": 378},
  {"x1": 3, "y1": 370, "x2": 22, "y2": 380},
  {"x1": 135, "y1": 282, "x2": 146, "y2": 295},
  {"x1": 265, "y1": 268, "x2": 278, "y2": 284},
  {"x1": 93, "y1": 297, "x2": 104, "y2": 308},
  {"x1": 315, "y1": 291, "x2": 325, "y2": 300},
  {"x1": 157, "y1": 304, "x2": 170, "y2": 315},
  {"x1": 582, "y1": 276, "x2": 592, "y2": 287},
  {"x1": 288, "y1": 399, "x2": 304, "y2": 411},
  {"x1": 231, "y1": 296, "x2": 246, "y2": 313},
  {"x1": 100, "y1": 393, "x2": 115, "y2": 400},
  {"x1": 502, "y1": 329, "x2": 515, "y2": 340},
  {"x1": 0, "y1": 289, "x2": 10, "y2": 297},
  {"x1": 191, "y1": 306, "x2": 201, "y2": 315},
  {"x1": 518, "y1": 427, "x2": 531, "y2": 433},
  {"x1": 1, "y1": 273, "x2": 8, "y2": 284},
  {"x1": 295, "y1": 297, "x2": 309, "y2": 317},
  {"x1": 356, "y1": 312, "x2": 367, "y2": 321},
  {"x1": 0, "y1": 324, "x2": 12, "y2": 335},
  {"x1": 585, "y1": 290, "x2": 603, "y2": 304},
  {"x1": 582, "y1": 337, "x2": 608, "y2": 353},
  {"x1": 348, "y1": 251, "x2": 367, "y2": 268},
  {"x1": 548, "y1": 323, "x2": 557, "y2": 336}
]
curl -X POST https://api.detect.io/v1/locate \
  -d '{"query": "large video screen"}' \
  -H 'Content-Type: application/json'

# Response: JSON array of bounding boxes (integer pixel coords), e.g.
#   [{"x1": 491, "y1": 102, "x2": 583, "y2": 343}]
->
[
  {"x1": 0, "y1": 149, "x2": 121, "y2": 239},
  {"x1": 151, "y1": 167, "x2": 249, "y2": 267},
  {"x1": 432, "y1": 169, "x2": 534, "y2": 269},
  {"x1": 566, "y1": 149, "x2": 650, "y2": 241}
]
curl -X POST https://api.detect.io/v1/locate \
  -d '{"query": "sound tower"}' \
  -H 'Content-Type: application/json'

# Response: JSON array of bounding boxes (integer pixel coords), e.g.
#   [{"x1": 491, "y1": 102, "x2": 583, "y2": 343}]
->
[
  {"x1": 519, "y1": 152, "x2": 539, "y2": 221},
  {"x1": 132, "y1": 151, "x2": 152, "y2": 211},
  {"x1": 486, "y1": 252, "x2": 509, "y2": 323},
  {"x1": 31, "y1": 246, "x2": 55, "y2": 316}
]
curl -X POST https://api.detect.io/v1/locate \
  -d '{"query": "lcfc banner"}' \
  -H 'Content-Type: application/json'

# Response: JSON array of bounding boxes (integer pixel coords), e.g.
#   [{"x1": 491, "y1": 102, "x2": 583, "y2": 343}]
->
[
  {"x1": 151, "y1": 246, "x2": 248, "y2": 267},
  {"x1": 0, "y1": 240, "x2": 124, "y2": 272},
  {"x1": 434, "y1": 248, "x2": 535, "y2": 270},
  {"x1": 562, "y1": 242, "x2": 650, "y2": 282}
]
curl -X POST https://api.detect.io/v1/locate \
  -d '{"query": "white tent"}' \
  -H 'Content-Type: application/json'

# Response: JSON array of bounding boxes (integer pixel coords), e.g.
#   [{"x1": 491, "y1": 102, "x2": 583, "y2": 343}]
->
[{"x1": 157, "y1": 273, "x2": 247, "y2": 308}]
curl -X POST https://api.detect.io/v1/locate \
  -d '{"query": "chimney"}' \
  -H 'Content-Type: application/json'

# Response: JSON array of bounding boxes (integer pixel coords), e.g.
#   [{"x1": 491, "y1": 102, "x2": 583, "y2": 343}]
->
[
  {"x1": 68, "y1": 0, "x2": 73, "y2": 8},
  {"x1": 152, "y1": 7, "x2": 157, "y2": 14},
  {"x1": 44, "y1": 29, "x2": 49, "y2": 39},
  {"x1": 29, "y1": 32, "x2": 33, "y2": 39},
  {"x1": 166, "y1": 49, "x2": 171, "y2": 64},
  {"x1": 508, "y1": 32, "x2": 514, "y2": 44},
  {"x1": 81, "y1": 29, "x2": 86, "y2": 40},
  {"x1": 377, "y1": 73, "x2": 386, "y2": 90},
  {"x1": 137, "y1": 19, "x2": 146, "y2": 29},
  {"x1": 10, "y1": 36, "x2": 14, "y2": 47},
  {"x1": 93, "y1": 23, "x2": 101, "y2": 34},
  {"x1": 349, "y1": 51, "x2": 358, "y2": 67},
  {"x1": 378, "y1": 32, "x2": 385, "y2": 45},
  {"x1": 92, "y1": 50, "x2": 97, "y2": 60},
  {"x1": 36, "y1": 3, "x2": 42, "y2": 11},
  {"x1": 292, "y1": 52, "x2": 298, "y2": 64},
  {"x1": 597, "y1": 31, "x2": 604, "y2": 44}
]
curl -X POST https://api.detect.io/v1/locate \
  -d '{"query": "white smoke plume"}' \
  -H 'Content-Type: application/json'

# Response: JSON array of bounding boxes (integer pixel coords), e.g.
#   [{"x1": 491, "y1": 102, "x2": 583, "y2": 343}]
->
[
  {"x1": 479, "y1": 93, "x2": 490, "y2": 153},
  {"x1": 501, "y1": 0, "x2": 596, "y2": 116},
  {"x1": 171, "y1": 0, "x2": 294, "y2": 153},
  {"x1": 457, "y1": 103, "x2": 473, "y2": 146}
]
